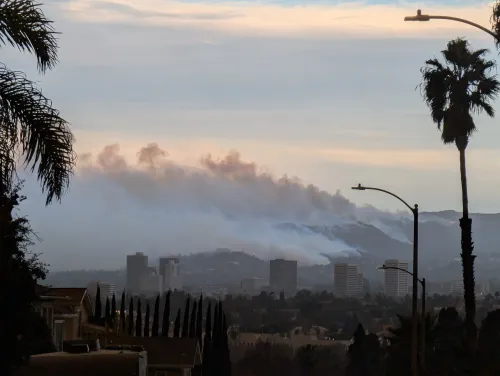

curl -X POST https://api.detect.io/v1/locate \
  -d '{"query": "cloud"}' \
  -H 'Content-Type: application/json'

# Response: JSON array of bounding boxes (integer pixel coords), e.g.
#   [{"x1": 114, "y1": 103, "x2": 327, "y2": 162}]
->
[{"x1": 56, "y1": 0, "x2": 496, "y2": 38}]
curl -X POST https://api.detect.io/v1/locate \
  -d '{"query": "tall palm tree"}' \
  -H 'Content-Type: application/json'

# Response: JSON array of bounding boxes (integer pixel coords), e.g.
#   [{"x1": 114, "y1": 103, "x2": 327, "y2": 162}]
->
[
  {"x1": 420, "y1": 38, "x2": 500, "y2": 351},
  {"x1": 0, "y1": 0, "x2": 75, "y2": 204}
]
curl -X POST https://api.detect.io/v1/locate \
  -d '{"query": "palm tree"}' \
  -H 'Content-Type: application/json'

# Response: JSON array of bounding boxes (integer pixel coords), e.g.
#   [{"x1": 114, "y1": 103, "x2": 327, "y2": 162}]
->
[
  {"x1": 0, "y1": 0, "x2": 75, "y2": 204},
  {"x1": 420, "y1": 38, "x2": 500, "y2": 351}
]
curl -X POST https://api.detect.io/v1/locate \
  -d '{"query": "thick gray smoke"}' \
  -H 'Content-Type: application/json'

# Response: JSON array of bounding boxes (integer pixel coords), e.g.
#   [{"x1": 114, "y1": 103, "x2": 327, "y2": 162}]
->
[{"x1": 22, "y1": 143, "x2": 407, "y2": 270}]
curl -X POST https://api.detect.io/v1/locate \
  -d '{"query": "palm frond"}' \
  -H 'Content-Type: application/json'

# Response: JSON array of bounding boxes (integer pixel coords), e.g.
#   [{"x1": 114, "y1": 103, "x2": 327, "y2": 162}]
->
[
  {"x1": 0, "y1": 64, "x2": 75, "y2": 204},
  {"x1": 0, "y1": 0, "x2": 58, "y2": 72},
  {"x1": 420, "y1": 59, "x2": 451, "y2": 126}
]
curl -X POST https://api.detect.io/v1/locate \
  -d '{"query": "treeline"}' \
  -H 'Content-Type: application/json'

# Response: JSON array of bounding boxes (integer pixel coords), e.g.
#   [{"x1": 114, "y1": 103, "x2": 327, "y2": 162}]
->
[{"x1": 92, "y1": 286, "x2": 231, "y2": 375}]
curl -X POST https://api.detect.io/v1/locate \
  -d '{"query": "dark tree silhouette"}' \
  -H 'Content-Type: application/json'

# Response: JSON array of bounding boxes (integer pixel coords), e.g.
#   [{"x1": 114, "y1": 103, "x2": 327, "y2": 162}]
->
[
  {"x1": 104, "y1": 297, "x2": 111, "y2": 327},
  {"x1": 491, "y1": 1, "x2": 500, "y2": 47},
  {"x1": 127, "y1": 297, "x2": 134, "y2": 336},
  {"x1": 477, "y1": 309, "x2": 500, "y2": 374},
  {"x1": 135, "y1": 299, "x2": 142, "y2": 337},
  {"x1": 173, "y1": 308, "x2": 181, "y2": 338},
  {"x1": 182, "y1": 297, "x2": 190, "y2": 338},
  {"x1": 151, "y1": 295, "x2": 160, "y2": 337},
  {"x1": 111, "y1": 293, "x2": 116, "y2": 325},
  {"x1": 202, "y1": 302, "x2": 212, "y2": 376},
  {"x1": 120, "y1": 291, "x2": 126, "y2": 332},
  {"x1": 0, "y1": 184, "x2": 50, "y2": 376},
  {"x1": 94, "y1": 284, "x2": 102, "y2": 323},
  {"x1": 196, "y1": 295, "x2": 203, "y2": 348},
  {"x1": 0, "y1": 0, "x2": 76, "y2": 205},
  {"x1": 189, "y1": 301, "x2": 197, "y2": 338},
  {"x1": 421, "y1": 38, "x2": 500, "y2": 351},
  {"x1": 143, "y1": 302, "x2": 150, "y2": 337},
  {"x1": 222, "y1": 312, "x2": 232, "y2": 376},
  {"x1": 162, "y1": 290, "x2": 171, "y2": 337}
]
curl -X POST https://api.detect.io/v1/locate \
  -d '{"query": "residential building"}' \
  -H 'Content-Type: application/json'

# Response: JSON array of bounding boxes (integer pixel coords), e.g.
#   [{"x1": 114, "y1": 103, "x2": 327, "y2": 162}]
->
[
  {"x1": 159, "y1": 257, "x2": 182, "y2": 292},
  {"x1": 127, "y1": 252, "x2": 148, "y2": 293},
  {"x1": 12, "y1": 349, "x2": 147, "y2": 376},
  {"x1": 35, "y1": 287, "x2": 94, "y2": 351},
  {"x1": 122, "y1": 337, "x2": 202, "y2": 376},
  {"x1": 384, "y1": 259, "x2": 409, "y2": 297},
  {"x1": 334, "y1": 263, "x2": 363, "y2": 297},
  {"x1": 269, "y1": 259, "x2": 298, "y2": 297}
]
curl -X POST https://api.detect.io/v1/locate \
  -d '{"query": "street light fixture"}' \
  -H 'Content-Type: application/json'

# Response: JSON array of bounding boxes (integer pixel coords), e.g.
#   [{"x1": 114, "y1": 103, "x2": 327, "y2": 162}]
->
[
  {"x1": 404, "y1": 9, "x2": 499, "y2": 40},
  {"x1": 379, "y1": 265, "x2": 427, "y2": 367},
  {"x1": 352, "y1": 184, "x2": 419, "y2": 376}
]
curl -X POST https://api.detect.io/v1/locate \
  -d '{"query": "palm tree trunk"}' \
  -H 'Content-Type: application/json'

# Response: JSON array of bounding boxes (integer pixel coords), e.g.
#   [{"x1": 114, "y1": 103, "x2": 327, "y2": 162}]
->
[{"x1": 458, "y1": 147, "x2": 477, "y2": 353}]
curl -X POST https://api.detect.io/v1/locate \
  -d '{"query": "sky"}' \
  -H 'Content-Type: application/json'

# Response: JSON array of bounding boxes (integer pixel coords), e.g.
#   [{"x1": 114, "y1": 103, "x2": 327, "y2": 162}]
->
[{"x1": 7, "y1": 0, "x2": 500, "y2": 269}]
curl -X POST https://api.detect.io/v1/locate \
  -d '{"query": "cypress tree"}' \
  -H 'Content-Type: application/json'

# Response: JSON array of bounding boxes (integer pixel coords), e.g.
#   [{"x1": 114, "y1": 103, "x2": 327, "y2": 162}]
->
[
  {"x1": 196, "y1": 295, "x2": 203, "y2": 348},
  {"x1": 162, "y1": 290, "x2": 171, "y2": 337},
  {"x1": 94, "y1": 284, "x2": 102, "y2": 323},
  {"x1": 127, "y1": 297, "x2": 134, "y2": 336},
  {"x1": 189, "y1": 301, "x2": 197, "y2": 338},
  {"x1": 120, "y1": 291, "x2": 126, "y2": 332},
  {"x1": 211, "y1": 301, "x2": 220, "y2": 374},
  {"x1": 111, "y1": 293, "x2": 117, "y2": 325},
  {"x1": 222, "y1": 312, "x2": 232, "y2": 376},
  {"x1": 173, "y1": 308, "x2": 181, "y2": 338},
  {"x1": 135, "y1": 299, "x2": 142, "y2": 337},
  {"x1": 202, "y1": 302, "x2": 212, "y2": 376},
  {"x1": 105, "y1": 297, "x2": 111, "y2": 327},
  {"x1": 144, "y1": 302, "x2": 150, "y2": 337},
  {"x1": 151, "y1": 295, "x2": 160, "y2": 337},
  {"x1": 181, "y1": 297, "x2": 190, "y2": 338}
]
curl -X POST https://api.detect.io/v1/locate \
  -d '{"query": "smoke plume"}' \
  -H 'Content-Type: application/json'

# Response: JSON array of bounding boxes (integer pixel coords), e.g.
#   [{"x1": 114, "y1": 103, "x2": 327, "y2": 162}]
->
[{"x1": 24, "y1": 143, "x2": 405, "y2": 270}]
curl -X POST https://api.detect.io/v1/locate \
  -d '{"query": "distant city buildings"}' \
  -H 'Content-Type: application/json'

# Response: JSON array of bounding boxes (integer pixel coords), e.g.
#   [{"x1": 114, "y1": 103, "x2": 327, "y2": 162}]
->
[
  {"x1": 333, "y1": 263, "x2": 363, "y2": 297},
  {"x1": 384, "y1": 259, "x2": 409, "y2": 297},
  {"x1": 240, "y1": 278, "x2": 265, "y2": 294},
  {"x1": 269, "y1": 259, "x2": 298, "y2": 297},
  {"x1": 87, "y1": 281, "x2": 116, "y2": 300},
  {"x1": 159, "y1": 257, "x2": 182, "y2": 292},
  {"x1": 126, "y1": 253, "x2": 183, "y2": 295}
]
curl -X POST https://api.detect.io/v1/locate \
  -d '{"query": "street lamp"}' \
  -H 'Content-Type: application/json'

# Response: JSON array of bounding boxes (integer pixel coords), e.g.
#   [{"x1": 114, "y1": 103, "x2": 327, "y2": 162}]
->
[
  {"x1": 352, "y1": 183, "x2": 419, "y2": 376},
  {"x1": 404, "y1": 9, "x2": 499, "y2": 41},
  {"x1": 379, "y1": 265, "x2": 427, "y2": 367}
]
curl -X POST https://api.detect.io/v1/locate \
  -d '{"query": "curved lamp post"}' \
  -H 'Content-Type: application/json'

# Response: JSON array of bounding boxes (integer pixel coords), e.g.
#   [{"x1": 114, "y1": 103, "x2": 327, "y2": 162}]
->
[
  {"x1": 379, "y1": 265, "x2": 426, "y2": 367},
  {"x1": 404, "y1": 9, "x2": 500, "y2": 41},
  {"x1": 352, "y1": 183, "x2": 419, "y2": 376}
]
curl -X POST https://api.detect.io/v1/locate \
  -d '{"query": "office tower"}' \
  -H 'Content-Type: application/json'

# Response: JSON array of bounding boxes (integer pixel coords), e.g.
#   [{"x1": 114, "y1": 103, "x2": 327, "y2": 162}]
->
[
  {"x1": 126, "y1": 252, "x2": 148, "y2": 293},
  {"x1": 334, "y1": 263, "x2": 363, "y2": 297},
  {"x1": 87, "y1": 281, "x2": 116, "y2": 300},
  {"x1": 159, "y1": 257, "x2": 182, "y2": 292},
  {"x1": 269, "y1": 259, "x2": 298, "y2": 297},
  {"x1": 384, "y1": 259, "x2": 409, "y2": 297}
]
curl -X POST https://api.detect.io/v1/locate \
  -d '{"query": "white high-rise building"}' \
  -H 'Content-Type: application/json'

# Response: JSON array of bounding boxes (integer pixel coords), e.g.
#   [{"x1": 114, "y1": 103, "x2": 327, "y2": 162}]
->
[
  {"x1": 87, "y1": 281, "x2": 116, "y2": 300},
  {"x1": 384, "y1": 259, "x2": 409, "y2": 297},
  {"x1": 159, "y1": 257, "x2": 182, "y2": 293},
  {"x1": 334, "y1": 263, "x2": 363, "y2": 297}
]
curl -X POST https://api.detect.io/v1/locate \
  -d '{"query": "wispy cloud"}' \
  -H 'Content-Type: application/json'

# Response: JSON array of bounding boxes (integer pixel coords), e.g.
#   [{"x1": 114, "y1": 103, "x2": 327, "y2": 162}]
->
[{"x1": 57, "y1": 0, "x2": 496, "y2": 38}]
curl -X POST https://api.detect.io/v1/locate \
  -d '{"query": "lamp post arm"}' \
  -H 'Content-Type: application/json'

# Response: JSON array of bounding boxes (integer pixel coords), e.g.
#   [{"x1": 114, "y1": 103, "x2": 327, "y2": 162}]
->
[
  {"x1": 359, "y1": 186, "x2": 415, "y2": 213},
  {"x1": 429, "y1": 15, "x2": 498, "y2": 40},
  {"x1": 382, "y1": 266, "x2": 424, "y2": 286}
]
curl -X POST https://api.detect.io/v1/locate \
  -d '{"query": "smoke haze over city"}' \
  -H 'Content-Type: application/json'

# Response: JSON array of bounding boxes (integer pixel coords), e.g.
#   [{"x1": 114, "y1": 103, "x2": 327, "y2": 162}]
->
[{"x1": 19, "y1": 143, "x2": 416, "y2": 270}]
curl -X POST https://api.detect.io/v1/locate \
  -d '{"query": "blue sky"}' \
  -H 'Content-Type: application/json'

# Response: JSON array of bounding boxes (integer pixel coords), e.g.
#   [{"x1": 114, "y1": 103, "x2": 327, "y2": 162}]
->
[{"x1": 8, "y1": 0, "x2": 500, "y2": 268}]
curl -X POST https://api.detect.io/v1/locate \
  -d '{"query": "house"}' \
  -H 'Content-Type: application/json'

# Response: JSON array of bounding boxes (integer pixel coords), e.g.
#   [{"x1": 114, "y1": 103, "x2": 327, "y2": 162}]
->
[
  {"x1": 12, "y1": 349, "x2": 147, "y2": 376},
  {"x1": 120, "y1": 337, "x2": 202, "y2": 376},
  {"x1": 35, "y1": 287, "x2": 94, "y2": 350}
]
